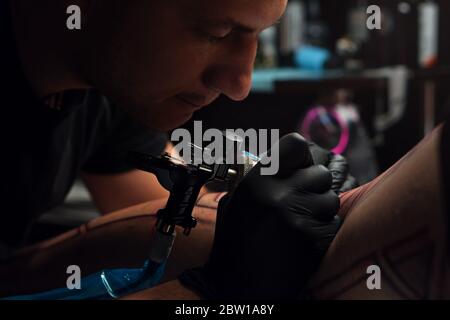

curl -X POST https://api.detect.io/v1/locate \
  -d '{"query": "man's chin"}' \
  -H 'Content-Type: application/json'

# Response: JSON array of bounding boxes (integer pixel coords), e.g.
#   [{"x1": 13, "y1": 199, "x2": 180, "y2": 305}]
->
[
  {"x1": 141, "y1": 111, "x2": 194, "y2": 132},
  {"x1": 122, "y1": 98, "x2": 198, "y2": 132}
]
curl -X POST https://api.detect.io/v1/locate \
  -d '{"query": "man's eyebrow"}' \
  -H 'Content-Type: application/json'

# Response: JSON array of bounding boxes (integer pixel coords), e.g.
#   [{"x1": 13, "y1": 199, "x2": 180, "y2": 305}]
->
[{"x1": 197, "y1": 17, "x2": 281, "y2": 33}]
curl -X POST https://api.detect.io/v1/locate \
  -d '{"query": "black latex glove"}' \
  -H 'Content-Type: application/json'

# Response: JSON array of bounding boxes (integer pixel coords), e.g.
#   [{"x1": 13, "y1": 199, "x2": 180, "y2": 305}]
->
[
  {"x1": 179, "y1": 133, "x2": 341, "y2": 299},
  {"x1": 307, "y1": 142, "x2": 358, "y2": 194}
]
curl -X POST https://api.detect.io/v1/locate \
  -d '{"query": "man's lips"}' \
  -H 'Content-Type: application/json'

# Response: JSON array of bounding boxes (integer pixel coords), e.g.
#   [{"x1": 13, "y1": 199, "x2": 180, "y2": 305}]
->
[
  {"x1": 174, "y1": 95, "x2": 204, "y2": 110},
  {"x1": 174, "y1": 94, "x2": 217, "y2": 111}
]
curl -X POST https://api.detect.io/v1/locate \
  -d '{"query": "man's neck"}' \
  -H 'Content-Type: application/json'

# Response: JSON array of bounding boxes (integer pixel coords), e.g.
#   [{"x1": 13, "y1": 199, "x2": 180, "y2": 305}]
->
[{"x1": 10, "y1": 0, "x2": 89, "y2": 98}]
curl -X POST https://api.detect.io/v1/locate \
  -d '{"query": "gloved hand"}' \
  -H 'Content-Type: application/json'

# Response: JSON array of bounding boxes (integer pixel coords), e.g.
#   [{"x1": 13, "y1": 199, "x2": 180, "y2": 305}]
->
[
  {"x1": 179, "y1": 133, "x2": 341, "y2": 299},
  {"x1": 307, "y1": 141, "x2": 358, "y2": 194}
]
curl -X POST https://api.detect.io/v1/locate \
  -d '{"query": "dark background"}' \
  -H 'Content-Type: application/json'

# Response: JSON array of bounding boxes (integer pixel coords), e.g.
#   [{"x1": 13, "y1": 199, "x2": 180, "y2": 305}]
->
[{"x1": 182, "y1": 0, "x2": 450, "y2": 173}]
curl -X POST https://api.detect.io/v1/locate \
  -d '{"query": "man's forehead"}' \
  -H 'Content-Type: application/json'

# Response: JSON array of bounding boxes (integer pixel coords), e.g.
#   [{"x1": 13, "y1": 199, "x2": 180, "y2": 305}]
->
[{"x1": 180, "y1": 0, "x2": 287, "y2": 31}]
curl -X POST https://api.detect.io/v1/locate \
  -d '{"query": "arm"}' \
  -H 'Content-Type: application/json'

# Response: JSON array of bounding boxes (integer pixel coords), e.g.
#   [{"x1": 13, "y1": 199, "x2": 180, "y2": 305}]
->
[
  {"x1": 309, "y1": 125, "x2": 450, "y2": 299},
  {"x1": 82, "y1": 142, "x2": 209, "y2": 214},
  {"x1": 0, "y1": 194, "x2": 218, "y2": 298},
  {"x1": 81, "y1": 142, "x2": 177, "y2": 214},
  {"x1": 123, "y1": 125, "x2": 450, "y2": 300},
  {"x1": 6, "y1": 128, "x2": 449, "y2": 299},
  {"x1": 81, "y1": 169, "x2": 169, "y2": 214},
  {"x1": 122, "y1": 280, "x2": 201, "y2": 300}
]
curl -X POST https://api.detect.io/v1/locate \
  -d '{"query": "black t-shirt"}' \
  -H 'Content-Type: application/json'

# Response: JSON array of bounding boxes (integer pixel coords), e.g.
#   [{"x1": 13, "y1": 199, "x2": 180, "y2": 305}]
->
[{"x1": 0, "y1": 2, "x2": 168, "y2": 249}]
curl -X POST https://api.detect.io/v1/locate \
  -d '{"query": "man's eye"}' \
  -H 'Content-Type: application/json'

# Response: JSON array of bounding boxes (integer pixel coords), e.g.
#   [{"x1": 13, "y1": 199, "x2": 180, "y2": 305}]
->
[
  {"x1": 192, "y1": 26, "x2": 232, "y2": 44},
  {"x1": 207, "y1": 34, "x2": 228, "y2": 43},
  {"x1": 198, "y1": 28, "x2": 231, "y2": 44}
]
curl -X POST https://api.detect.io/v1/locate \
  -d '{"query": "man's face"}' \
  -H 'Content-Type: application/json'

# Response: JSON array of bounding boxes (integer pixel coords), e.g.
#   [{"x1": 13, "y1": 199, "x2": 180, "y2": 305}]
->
[{"x1": 83, "y1": 0, "x2": 287, "y2": 131}]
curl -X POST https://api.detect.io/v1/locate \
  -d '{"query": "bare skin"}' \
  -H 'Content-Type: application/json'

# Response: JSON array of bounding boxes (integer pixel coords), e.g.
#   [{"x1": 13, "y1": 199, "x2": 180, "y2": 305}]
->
[
  {"x1": 0, "y1": 0, "x2": 288, "y2": 224},
  {"x1": 0, "y1": 193, "x2": 219, "y2": 297},
  {"x1": 125, "y1": 125, "x2": 450, "y2": 300},
  {"x1": 2, "y1": 126, "x2": 449, "y2": 299},
  {"x1": 8, "y1": 0, "x2": 448, "y2": 299},
  {"x1": 10, "y1": 0, "x2": 287, "y2": 131},
  {"x1": 6, "y1": 0, "x2": 288, "y2": 213},
  {"x1": 309, "y1": 125, "x2": 450, "y2": 299}
]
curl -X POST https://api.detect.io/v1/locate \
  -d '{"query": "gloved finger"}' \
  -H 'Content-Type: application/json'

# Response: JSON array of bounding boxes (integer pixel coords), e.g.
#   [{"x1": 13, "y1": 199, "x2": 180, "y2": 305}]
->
[
  {"x1": 289, "y1": 165, "x2": 333, "y2": 194},
  {"x1": 339, "y1": 175, "x2": 359, "y2": 194},
  {"x1": 308, "y1": 142, "x2": 332, "y2": 166},
  {"x1": 306, "y1": 190, "x2": 340, "y2": 221},
  {"x1": 327, "y1": 154, "x2": 349, "y2": 194},
  {"x1": 306, "y1": 216, "x2": 342, "y2": 257},
  {"x1": 262, "y1": 133, "x2": 313, "y2": 177},
  {"x1": 289, "y1": 189, "x2": 340, "y2": 222},
  {"x1": 215, "y1": 193, "x2": 231, "y2": 226}
]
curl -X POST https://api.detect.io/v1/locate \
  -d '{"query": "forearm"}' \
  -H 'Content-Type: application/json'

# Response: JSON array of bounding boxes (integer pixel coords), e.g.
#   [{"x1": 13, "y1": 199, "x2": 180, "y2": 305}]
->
[
  {"x1": 0, "y1": 196, "x2": 216, "y2": 297},
  {"x1": 120, "y1": 126, "x2": 450, "y2": 300},
  {"x1": 122, "y1": 280, "x2": 201, "y2": 300},
  {"x1": 127, "y1": 128, "x2": 450, "y2": 300},
  {"x1": 309, "y1": 125, "x2": 450, "y2": 299}
]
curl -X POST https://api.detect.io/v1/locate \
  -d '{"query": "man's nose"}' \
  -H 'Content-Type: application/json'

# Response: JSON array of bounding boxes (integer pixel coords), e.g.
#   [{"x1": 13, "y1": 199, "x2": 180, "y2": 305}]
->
[{"x1": 204, "y1": 39, "x2": 257, "y2": 101}]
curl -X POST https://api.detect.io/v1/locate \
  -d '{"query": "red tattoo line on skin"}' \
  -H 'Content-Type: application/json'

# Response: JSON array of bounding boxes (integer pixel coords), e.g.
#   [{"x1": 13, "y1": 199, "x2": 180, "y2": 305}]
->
[{"x1": 310, "y1": 229, "x2": 435, "y2": 299}]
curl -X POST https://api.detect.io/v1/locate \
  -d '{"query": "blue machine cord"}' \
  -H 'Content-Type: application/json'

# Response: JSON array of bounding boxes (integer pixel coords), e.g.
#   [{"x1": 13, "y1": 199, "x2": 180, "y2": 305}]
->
[
  {"x1": 4, "y1": 226, "x2": 176, "y2": 300},
  {"x1": 4, "y1": 259, "x2": 167, "y2": 300}
]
